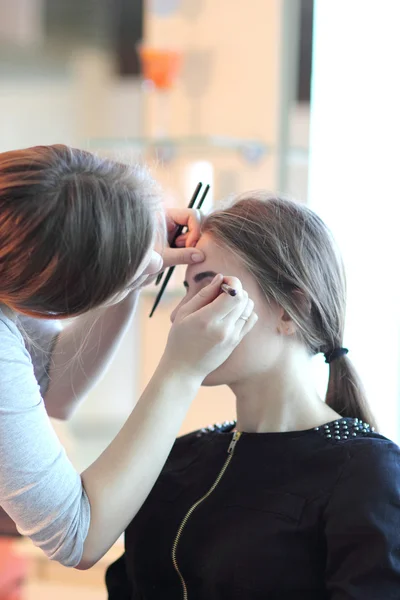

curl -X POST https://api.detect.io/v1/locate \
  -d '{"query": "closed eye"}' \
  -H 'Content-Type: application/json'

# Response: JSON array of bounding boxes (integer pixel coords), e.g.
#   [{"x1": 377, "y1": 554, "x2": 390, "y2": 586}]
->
[{"x1": 183, "y1": 270, "x2": 217, "y2": 291}]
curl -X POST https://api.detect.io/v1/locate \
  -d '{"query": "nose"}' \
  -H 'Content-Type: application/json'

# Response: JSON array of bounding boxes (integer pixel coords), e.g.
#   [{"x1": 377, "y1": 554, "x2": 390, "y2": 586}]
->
[
  {"x1": 170, "y1": 304, "x2": 178, "y2": 324},
  {"x1": 170, "y1": 297, "x2": 186, "y2": 324}
]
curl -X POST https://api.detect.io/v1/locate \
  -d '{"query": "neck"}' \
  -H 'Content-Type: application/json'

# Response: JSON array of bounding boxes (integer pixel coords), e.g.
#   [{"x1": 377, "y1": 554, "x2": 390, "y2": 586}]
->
[{"x1": 231, "y1": 348, "x2": 341, "y2": 433}]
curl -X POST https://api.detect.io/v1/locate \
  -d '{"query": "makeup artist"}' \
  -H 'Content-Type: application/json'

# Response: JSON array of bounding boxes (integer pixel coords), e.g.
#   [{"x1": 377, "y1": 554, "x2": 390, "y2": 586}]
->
[{"x1": 0, "y1": 145, "x2": 256, "y2": 569}]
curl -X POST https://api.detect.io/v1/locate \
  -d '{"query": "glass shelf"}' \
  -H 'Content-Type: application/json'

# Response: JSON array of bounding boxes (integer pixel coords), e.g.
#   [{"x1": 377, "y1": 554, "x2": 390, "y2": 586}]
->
[{"x1": 88, "y1": 135, "x2": 309, "y2": 165}]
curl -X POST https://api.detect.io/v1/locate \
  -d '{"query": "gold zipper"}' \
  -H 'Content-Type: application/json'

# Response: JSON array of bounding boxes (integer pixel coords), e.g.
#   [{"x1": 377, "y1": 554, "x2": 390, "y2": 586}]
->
[{"x1": 171, "y1": 431, "x2": 242, "y2": 600}]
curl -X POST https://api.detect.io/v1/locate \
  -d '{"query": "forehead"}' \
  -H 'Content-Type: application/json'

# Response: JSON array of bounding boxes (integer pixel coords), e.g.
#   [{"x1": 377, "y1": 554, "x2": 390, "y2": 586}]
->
[{"x1": 185, "y1": 233, "x2": 245, "y2": 282}]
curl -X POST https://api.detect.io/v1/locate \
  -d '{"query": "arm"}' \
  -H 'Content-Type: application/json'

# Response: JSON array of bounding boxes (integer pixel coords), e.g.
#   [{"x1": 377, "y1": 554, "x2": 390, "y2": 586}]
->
[
  {"x1": 0, "y1": 320, "x2": 198, "y2": 568},
  {"x1": 324, "y1": 438, "x2": 400, "y2": 599},
  {"x1": 44, "y1": 291, "x2": 139, "y2": 420},
  {"x1": 79, "y1": 357, "x2": 200, "y2": 568}
]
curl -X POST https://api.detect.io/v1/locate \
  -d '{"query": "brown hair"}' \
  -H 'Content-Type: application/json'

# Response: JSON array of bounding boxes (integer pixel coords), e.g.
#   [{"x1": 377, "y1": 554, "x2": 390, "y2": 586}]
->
[
  {"x1": 203, "y1": 192, "x2": 377, "y2": 429},
  {"x1": 0, "y1": 144, "x2": 159, "y2": 318}
]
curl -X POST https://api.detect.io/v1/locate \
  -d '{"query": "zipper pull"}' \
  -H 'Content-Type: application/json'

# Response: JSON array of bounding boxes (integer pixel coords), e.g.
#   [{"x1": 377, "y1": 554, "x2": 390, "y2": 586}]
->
[{"x1": 227, "y1": 431, "x2": 241, "y2": 454}]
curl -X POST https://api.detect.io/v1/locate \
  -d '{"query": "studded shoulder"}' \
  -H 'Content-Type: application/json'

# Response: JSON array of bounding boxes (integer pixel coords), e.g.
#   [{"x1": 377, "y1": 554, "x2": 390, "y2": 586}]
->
[
  {"x1": 196, "y1": 420, "x2": 236, "y2": 438},
  {"x1": 314, "y1": 417, "x2": 375, "y2": 442}
]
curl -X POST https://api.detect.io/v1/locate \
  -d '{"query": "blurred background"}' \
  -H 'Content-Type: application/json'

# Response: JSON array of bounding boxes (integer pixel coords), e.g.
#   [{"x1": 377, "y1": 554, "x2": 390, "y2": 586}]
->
[{"x1": 0, "y1": 0, "x2": 399, "y2": 598}]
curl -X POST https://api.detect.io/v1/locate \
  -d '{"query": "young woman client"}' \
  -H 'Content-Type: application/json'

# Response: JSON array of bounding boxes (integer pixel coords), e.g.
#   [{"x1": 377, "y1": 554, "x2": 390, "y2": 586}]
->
[{"x1": 106, "y1": 192, "x2": 400, "y2": 599}]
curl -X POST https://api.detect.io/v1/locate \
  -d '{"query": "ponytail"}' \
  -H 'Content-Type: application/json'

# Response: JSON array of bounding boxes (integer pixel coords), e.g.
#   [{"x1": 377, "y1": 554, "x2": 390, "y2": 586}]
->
[{"x1": 326, "y1": 355, "x2": 378, "y2": 430}]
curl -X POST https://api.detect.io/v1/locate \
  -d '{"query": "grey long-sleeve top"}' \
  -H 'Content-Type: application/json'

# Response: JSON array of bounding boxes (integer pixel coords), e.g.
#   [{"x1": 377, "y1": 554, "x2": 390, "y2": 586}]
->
[{"x1": 0, "y1": 307, "x2": 90, "y2": 567}]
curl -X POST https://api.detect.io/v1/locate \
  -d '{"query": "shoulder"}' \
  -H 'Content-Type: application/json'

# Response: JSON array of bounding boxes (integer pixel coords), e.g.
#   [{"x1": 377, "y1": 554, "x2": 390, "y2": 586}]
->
[
  {"x1": 175, "y1": 420, "x2": 235, "y2": 446},
  {"x1": 0, "y1": 309, "x2": 24, "y2": 345},
  {"x1": 15, "y1": 315, "x2": 62, "y2": 394},
  {"x1": 324, "y1": 432, "x2": 400, "y2": 518},
  {"x1": 0, "y1": 309, "x2": 31, "y2": 368},
  {"x1": 0, "y1": 310, "x2": 41, "y2": 405},
  {"x1": 340, "y1": 434, "x2": 400, "y2": 491},
  {"x1": 315, "y1": 418, "x2": 399, "y2": 477},
  {"x1": 323, "y1": 433, "x2": 400, "y2": 592},
  {"x1": 167, "y1": 421, "x2": 235, "y2": 468}
]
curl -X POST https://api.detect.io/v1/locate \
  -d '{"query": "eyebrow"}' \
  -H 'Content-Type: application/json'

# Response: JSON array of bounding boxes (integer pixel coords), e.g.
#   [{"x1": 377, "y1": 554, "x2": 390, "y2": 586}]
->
[{"x1": 183, "y1": 270, "x2": 217, "y2": 288}]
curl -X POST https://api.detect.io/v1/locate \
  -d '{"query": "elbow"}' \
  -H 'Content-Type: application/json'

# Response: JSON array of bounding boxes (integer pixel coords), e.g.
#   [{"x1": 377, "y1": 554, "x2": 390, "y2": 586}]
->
[
  {"x1": 75, "y1": 558, "x2": 96, "y2": 571},
  {"x1": 74, "y1": 547, "x2": 101, "y2": 571}
]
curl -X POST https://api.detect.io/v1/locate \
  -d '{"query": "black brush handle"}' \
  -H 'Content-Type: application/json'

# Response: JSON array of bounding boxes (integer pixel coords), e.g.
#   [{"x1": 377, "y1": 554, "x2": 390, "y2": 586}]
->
[
  {"x1": 149, "y1": 183, "x2": 210, "y2": 317},
  {"x1": 155, "y1": 182, "x2": 203, "y2": 286},
  {"x1": 149, "y1": 265, "x2": 175, "y2": 318}
]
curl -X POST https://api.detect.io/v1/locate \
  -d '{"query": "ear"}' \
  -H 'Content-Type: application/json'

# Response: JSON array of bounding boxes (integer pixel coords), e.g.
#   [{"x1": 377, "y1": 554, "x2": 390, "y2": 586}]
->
[
  {"x1": 277, "y1": 289, "x2": 311, "y2": 337},
  {"x1": 277, "y1": 307, "x2": 297, "y2": 336}
]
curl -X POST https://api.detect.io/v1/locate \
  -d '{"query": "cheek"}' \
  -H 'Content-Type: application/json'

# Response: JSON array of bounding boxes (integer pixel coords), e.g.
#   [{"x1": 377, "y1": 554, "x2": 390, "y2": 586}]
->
[{"x1": 202, "y1": 318, "x2": 280, "y2": 386}]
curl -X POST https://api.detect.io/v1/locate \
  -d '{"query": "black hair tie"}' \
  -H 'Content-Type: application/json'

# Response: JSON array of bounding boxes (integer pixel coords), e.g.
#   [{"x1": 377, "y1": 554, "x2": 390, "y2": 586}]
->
[{"x1": 324, "y1": 347, "x2": 349, "y2": 364}]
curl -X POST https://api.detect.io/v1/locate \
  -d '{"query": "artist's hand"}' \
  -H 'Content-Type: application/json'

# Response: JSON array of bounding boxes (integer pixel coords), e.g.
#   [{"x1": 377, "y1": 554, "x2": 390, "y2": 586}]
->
[
  {"x1": 162, "y1": 274, "x2": 257, "y2": 381},
  {"x1": 160, "y1": 207, "x2": 205, "y2": 268},
  {"x1": 130, "y1": 207, "x2": 204, "y2": 291}
]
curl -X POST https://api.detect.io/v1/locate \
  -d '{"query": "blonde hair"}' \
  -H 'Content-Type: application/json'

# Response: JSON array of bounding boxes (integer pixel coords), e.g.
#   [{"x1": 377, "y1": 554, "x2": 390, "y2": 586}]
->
[
  {"x1": 203, "y1": 192, "x2": 376, "y2": 429},
  {"x1": 0, "y1": 144, "x2": 159, "y2": 318}
]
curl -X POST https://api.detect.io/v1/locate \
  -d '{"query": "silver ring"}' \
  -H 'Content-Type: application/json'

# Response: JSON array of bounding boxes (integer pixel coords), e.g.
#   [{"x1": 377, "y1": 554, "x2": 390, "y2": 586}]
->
[{"x1": 239, "y1": 315, "x2": 249, "y2": 321}]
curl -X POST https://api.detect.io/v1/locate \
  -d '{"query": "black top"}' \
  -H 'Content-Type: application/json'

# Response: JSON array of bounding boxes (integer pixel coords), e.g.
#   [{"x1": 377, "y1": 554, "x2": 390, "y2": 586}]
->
[{"x1": 106, "y1": 418, "x2": 400, "y2": 599}]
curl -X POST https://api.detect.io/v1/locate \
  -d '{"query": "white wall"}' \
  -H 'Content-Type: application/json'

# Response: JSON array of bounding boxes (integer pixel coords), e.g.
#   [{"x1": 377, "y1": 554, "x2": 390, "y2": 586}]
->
[
  {"x1": 0, "y1": 49, "x2": 143, "y2": 152},
  {"x1": 309, "y1": 0, "x2": 400, "y2": 440}
]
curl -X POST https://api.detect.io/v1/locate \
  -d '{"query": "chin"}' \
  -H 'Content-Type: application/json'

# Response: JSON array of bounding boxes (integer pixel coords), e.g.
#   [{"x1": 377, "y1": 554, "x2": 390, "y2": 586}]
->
[{"x1": 202, "y1": 365, "x2": 239, "y2": 387}]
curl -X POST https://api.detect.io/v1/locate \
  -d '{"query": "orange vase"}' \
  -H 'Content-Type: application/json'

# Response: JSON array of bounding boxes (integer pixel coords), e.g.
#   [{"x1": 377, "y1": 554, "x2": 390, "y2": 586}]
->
[{"x1": 138, "y1": 47, "x2": 182, "y2": 90}]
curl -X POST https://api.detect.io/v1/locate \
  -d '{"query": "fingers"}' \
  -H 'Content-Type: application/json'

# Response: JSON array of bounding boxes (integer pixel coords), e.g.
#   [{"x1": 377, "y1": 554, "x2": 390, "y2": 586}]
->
[
  {"x1": 161, "y1": 247, "x2": 205, "y2": 269},
  {"x1": 174, "y1": 233, "x2": 189, "y2": 248},
  {"x1": 166, "y1": 207, "x2": 202, "y2": 248},
  {"x1": 234, "y1": 296, "x2": 255, "y2": 331},
  {"x1": 234, "y1": 296, "x2": 254, "y2": 324},
  {"x1": 220, "y1": 289, "x2": 252, "y2": 329},
  {"x1": 237, "y1": 310, "x2": 259, "y2": 338},
  {"x1": 186, "y1": 209, "x2": 203, "y2": 247},
  {"x1": 190, "y1": 276, "x2": 248, "y2": 322},
  {"x1": 177, "y1": 274, "x2": 224, "y2": 319}
]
